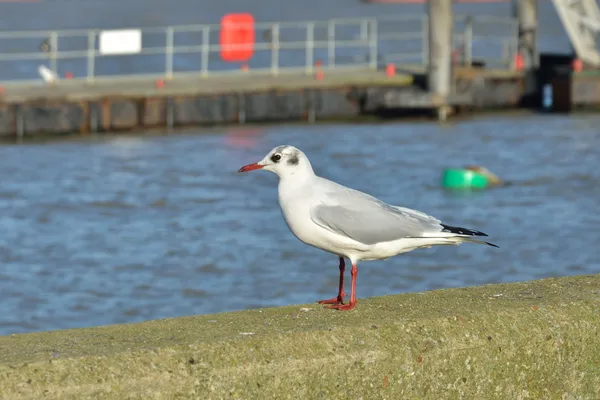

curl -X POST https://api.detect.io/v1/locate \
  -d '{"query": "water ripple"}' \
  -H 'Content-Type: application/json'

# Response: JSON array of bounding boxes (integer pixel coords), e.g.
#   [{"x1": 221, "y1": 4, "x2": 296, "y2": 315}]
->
[{"x1": 0, "y1": 113, "x2": 599, "y2": 335}]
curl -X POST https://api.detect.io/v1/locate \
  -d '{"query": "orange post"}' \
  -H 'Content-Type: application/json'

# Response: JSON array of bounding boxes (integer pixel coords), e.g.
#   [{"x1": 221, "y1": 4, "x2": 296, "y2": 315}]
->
[
  {"x1": 386, "y1": 63, "x2": 395, "y2": 77},
  {"x1": 572, "y1": 58, "x2": 583, "y2": 73},
  {"x1": 314, "y1": 60, "x2": 324, "y2": 80},
  {"x1": 155, "y1": 79, "x2": 166, "y2": 88},
  {"x1": 514, "y1": 53, "x2": 524, "y2": 71}
]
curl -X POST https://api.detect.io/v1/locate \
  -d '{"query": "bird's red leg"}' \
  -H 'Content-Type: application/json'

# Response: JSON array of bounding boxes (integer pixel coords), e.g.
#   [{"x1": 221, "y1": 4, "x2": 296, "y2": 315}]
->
[
  {"x1": 317, "y1": 257, "x2": 346, "y2": 305},
  {"x1": 327, "y1": 263, "x2": 357, "y2": 311}
]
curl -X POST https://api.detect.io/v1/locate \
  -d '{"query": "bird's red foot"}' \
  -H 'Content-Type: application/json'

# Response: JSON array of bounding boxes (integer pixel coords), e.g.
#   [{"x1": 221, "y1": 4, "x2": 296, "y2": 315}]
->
[
  {"x1": 327, "y1": 301, "x2": 357, "y2": 311},
  {"x1": 317, "y1": 292, "x2": 346, "y2": 305}
]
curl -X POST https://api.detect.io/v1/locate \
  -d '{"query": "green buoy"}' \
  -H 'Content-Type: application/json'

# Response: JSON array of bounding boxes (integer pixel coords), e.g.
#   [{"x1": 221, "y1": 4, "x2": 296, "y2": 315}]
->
[{"x1": 442, "y1": 168, "x2": 489, "y2": 189}]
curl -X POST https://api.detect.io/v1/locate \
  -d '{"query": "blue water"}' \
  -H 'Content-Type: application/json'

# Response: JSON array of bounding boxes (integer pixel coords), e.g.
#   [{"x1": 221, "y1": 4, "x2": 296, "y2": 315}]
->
[{"x1": 0, "y1": 113, "x2": 599, "y2": 335}]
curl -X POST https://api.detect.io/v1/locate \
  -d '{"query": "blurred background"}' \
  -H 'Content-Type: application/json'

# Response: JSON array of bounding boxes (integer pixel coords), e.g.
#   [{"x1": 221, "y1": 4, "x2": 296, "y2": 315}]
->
[
  {"x1": 0, "y1": 0, "x2": 575, "y2": 80},
  {"x1": 0, "y1": 0, "x2": 574, "y2": 54},
  {"x1": 0, "y1": 0, "x2": 598, "y2": 336}
]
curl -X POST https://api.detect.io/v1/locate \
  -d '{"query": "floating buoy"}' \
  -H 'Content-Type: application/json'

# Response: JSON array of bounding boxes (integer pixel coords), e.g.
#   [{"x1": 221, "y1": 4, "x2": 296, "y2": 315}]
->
[
  {"x1": 64, "y1": 71, "x2": 74, "y2": 79},
  {"x1": 155, "y1": 78, "x2": 165, "y2": 88},
  {"x1": 442, "y1": 168, "x2": 489, "y2": 190},
  {"x1": 465, "y1": 165, "x2": 504, "y2": 186}
]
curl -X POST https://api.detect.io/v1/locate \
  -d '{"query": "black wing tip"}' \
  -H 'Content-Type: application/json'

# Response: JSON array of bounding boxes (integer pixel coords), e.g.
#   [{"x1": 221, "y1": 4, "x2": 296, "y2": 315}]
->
[
  {"x1": 486, "y1": 242, "x2": 500, "y2": 248},
  {"x1": 441, "y1": 223, "x2": 489, "y2": 237}
]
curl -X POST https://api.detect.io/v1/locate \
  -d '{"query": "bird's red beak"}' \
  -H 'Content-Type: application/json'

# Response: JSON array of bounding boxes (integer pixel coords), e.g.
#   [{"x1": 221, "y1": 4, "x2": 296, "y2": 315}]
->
[{"x1": 238, "y1": 162, "x2": 264, "y2": 173}]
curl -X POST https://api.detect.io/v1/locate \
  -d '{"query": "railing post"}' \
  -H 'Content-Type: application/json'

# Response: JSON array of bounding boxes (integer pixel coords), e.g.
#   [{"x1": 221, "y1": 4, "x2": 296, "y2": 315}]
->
[
  {"x1": 49, "y1": 32, "x2": 58, "y2": 77},
  {"x1": 502, "y1": 38, "x2": 509, "y2": 68},
  {"x1": 360, "y1": 19, "x2": 369, "y2": 43},
  {"x1": 166, "y1": 27, "x2": 174, "y2": 79},
  {"x1": 463, "y1": 16, "x2": 473, "y2": 67},
  {"x1": 369, "y1": 19, "x2": 378, "y2": 69},
  {"x1": 422, "y1": 15, "x2": 429, "y2": 67},
  {"x1": 511, "y1": 20, "x2": 518, "y2": 69},
  {"x1": 271, "y1": 23, "x2": 280, "y2": 76},
  {"x1": 86, "y1": 31, "x2": 96, "y2": 82},
  {"x1": 305, "y1": 22, "x2": 314, "y2": 75},
  {"x1": 327, "y1": 20, "x2": 335, "y2": 68},
  {"x1": 201, "y1": 26, "x2": 209, "y2": 77}
]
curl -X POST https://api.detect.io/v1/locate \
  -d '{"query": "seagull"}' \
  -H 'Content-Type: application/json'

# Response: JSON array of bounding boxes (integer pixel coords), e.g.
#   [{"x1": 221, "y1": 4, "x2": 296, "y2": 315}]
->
[
  {"x1": 238, "y1": 145, "x2": 498, "y2": 311},
  {"x1": 38, "y1": 65, "x2": 57, "y2": 84}
]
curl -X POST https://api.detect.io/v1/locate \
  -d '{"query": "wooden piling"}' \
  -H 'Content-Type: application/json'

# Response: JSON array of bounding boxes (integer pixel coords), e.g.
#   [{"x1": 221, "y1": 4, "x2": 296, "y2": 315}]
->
[
  {"x1": 513, "y1": 0, "x2": 538, "y2": 70},
  {"x1": 427, "y1": 0, "x2": 453, "y2": 120},
  {"x1": 513, "y1": 0, "x2": 539, "y2": 105}
]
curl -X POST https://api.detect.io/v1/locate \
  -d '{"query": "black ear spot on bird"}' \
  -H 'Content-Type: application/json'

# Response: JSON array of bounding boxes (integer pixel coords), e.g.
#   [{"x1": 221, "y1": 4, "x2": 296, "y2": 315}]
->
[{"x1": 287, "y1": 155, "x2": 299, "y2": 166}]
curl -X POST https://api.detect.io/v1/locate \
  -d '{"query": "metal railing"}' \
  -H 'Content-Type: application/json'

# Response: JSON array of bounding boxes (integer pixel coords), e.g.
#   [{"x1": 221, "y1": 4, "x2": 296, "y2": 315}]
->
[
  {"x1": 453, "y1": 14, "x2": 519, "y2": 68},
  {"x1": 0, "y1": 14, "x2": 518, "y2": 86}
]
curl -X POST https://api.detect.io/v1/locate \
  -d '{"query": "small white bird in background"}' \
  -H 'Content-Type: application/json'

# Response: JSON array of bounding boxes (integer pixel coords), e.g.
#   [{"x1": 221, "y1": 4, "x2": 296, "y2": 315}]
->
[
  {"x1": 238, "y1": 145, "x2": 498, "y2": 311},
  {"x1": 38, "y1": 65, "x2": 57, "y2": 84}
]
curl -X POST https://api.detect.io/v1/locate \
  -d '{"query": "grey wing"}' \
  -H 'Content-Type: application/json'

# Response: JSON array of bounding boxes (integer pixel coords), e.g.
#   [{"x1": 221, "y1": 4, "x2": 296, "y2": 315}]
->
[{"x1": 309, "y1": 190, "x2": 444, "y2": 245}]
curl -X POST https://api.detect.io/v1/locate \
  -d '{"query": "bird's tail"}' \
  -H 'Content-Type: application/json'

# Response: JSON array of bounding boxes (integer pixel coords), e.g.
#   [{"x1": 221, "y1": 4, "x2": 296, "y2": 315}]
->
[
  {"x1": 421, "y1": 223, "x2": 499, "y2": 248},
  {"x1": 456, "y1": 237, "x2": 499, "y2": 248}
]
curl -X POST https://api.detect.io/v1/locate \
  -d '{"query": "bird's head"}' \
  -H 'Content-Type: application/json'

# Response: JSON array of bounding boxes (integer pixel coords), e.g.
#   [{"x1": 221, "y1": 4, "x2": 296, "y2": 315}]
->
[{"x1": 238, "y1": 145, "x2": 313, "y2": 179}]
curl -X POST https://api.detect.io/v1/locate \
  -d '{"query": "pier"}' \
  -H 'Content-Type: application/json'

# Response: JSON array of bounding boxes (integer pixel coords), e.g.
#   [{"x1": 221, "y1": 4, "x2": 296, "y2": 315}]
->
[
  {"x1": 2, "y1": 274, "x2": 599, "y2": 399},
  {"x1": 0, "y1": 1, "x2": 599, "y2": 138}
]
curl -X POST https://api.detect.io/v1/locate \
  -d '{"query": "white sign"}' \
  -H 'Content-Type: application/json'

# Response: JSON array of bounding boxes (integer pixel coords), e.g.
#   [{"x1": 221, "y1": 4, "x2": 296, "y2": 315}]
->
[{"x1": 99, "y1": 29, "x2": 142, "y2": 55}]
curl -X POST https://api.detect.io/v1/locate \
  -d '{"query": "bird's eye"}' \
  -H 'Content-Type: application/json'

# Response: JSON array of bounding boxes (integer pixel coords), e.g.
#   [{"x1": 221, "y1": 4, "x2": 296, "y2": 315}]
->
[{"x1": 271, "y1": 154, "x2": 282, "y2": 162}]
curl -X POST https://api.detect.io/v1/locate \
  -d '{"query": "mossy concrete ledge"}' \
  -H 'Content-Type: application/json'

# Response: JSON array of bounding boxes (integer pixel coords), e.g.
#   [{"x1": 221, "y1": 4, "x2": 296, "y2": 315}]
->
[{"x1": 1, "y1": 275, "x2": 600, "y2": 399}]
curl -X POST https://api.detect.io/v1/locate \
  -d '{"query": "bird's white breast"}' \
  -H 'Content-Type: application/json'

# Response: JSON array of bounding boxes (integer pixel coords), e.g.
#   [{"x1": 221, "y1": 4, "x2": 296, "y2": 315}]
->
[
  {"x1": 278, "y1": 182, "x2": 318, "y2": 244},
  {"x1": 277, "y1": 179, "x2": 363, "y2": 257}
]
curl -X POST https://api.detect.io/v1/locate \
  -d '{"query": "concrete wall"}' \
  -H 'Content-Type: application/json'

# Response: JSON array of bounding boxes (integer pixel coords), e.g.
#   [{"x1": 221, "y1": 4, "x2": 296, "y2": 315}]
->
[
  {"x1": 1, "y1": 274, "x2": 599, "y2": 399},
  {"x1": 0, "y1": 68, "x2": 536, "y2": 138}
]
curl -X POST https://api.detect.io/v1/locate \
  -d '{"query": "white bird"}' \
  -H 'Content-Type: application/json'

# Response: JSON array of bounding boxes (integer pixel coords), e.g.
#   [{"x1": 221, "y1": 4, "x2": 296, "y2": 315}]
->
[
  {"x1": 238, "y1": 145, "x2": 498, "y2": 311},
  {"x1": 38, "y1": 65, "x2": 57, "y2": 84}
]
